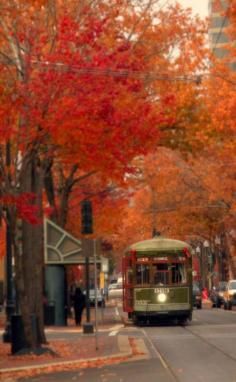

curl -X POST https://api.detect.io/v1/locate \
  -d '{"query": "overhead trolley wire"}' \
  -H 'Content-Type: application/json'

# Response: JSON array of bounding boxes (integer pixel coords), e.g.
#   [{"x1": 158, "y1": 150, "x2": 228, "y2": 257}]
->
[
  {"x1": 30, "y1": 59, "x2": 202, "y2": 84},
  {"x1": 31, "y1": 58, "x2": 236, "y2": 89}
]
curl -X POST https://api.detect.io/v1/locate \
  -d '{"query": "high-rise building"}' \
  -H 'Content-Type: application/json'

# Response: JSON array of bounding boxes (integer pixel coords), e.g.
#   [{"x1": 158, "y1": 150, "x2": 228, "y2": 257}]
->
[
  {"x1": 209, "y1": 1, "x2": 236, "y2": 280},
  {"x1": 209, "y1": 0, "x2": 231, "y2": 60}
]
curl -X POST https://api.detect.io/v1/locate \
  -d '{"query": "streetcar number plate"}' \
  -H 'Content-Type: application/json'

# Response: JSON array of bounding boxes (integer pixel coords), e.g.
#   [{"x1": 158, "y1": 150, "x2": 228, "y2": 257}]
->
[{"x1": 154, "y1": 288, "x2": 170, "y2": 293}]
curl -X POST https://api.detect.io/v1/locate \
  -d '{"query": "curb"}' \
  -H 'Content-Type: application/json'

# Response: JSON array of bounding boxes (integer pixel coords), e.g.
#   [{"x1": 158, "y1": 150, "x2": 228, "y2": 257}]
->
[
  {"x1": 0, "y1": 324, "x2": 125, "y2": 340},
  {"x1": 0, "y1": 335, "x2": 149, "y2": 377}
]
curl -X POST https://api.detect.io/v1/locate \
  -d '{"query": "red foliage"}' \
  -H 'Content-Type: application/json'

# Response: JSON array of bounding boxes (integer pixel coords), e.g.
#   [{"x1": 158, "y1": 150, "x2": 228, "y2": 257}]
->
[{"x1": 0, "y1": 193, "x2": 41, "y2": 225}]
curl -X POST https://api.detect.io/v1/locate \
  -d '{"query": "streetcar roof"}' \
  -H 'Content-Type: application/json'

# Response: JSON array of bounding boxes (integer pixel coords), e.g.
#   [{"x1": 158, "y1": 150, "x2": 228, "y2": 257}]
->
[{"x1": 125, "y1": 237, "x2": 191, "y2": 254}]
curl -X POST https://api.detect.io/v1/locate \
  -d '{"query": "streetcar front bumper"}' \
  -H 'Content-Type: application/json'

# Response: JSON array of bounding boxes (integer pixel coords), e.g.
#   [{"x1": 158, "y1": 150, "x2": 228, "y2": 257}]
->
[{"x1": 134, "y1": 302, "x2": 192, "y2": 320}]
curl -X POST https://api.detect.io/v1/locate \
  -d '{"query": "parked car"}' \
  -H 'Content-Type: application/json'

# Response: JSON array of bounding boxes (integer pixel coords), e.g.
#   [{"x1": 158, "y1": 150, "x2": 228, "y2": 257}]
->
[
  {"x1": 210, "y1": 281, "x2": 227, "y2": 308},
  {"x1": 108, "y1": 283, "x2": 123, "y2": 299},
  {"x1": 84, "y1": 289, "x2": 105, "y2": 307},
  {"x1": 223, "y1": 280, "x2": 236, "y2": 310},
  {"x1": 192, "y1": 283, "x2": 202, "y2": 309}
]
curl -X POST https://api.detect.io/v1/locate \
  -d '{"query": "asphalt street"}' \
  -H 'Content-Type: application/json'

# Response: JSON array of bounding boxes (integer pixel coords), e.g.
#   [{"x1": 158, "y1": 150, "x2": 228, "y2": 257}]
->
[
  {"x1": 17, "y1": 358, "x2": 175, "y2": 382},
  {"x1": 16, "y1": 304, "x2": 236, "y2": 382}
]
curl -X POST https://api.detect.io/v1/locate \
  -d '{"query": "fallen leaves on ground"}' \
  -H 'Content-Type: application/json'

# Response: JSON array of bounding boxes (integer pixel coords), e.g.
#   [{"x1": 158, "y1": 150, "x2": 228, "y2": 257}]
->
[
  {"x1": 128, "y1": 338, "x2": 145, "y2": 356},
  {"x1": 0, "y1": 336, "x2": 138, "y2": 380},
  {"x1": 0, "y1": 355, "x2": 131, "y2": 380},
  {"x1": 0, "y1": 337, "x2": 116, "y2": 363}
]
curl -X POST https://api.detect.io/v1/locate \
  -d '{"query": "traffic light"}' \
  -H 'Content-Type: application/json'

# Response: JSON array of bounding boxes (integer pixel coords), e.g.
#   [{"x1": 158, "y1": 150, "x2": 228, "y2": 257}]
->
[{"x1": 81, "y1": 200, "x2": 93, "y2": 234}]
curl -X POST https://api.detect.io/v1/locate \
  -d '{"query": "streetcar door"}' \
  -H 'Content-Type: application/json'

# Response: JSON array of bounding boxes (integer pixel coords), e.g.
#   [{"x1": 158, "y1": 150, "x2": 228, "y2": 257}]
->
[{"x1": 122, "y1": 255, "x2": 134, "y2": 312}]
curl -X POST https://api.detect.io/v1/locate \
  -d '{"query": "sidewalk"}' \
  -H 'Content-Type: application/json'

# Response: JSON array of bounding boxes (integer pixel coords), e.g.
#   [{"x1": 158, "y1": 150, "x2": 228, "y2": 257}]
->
[{"x1": 0, "y1": 303, "x2": 148, "y2": 380}]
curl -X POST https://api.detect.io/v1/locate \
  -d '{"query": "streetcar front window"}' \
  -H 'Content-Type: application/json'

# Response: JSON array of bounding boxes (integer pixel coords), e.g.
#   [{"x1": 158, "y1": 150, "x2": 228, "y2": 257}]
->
[
  {"x1": 136, "y1": 264, "x2": 150, "y2": 285},
  {"x1": 153, "y1": 264, "x2": 169, "y2": 285},
  {"x1": 171, "y1": 263, "x2": 187, "y2": 285},
  {"x1": 152, "y1": 262, "x2": 187, "y2": 285}
]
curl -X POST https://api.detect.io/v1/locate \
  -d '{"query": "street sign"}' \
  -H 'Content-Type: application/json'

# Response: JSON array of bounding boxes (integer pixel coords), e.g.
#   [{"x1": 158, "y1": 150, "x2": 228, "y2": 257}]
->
[
  {"x1": 100, "y1": 272, "x2": 105, "y2": 289},
  {"x1": 101, "y1": 257, "x2": 109, "y2": 272}
]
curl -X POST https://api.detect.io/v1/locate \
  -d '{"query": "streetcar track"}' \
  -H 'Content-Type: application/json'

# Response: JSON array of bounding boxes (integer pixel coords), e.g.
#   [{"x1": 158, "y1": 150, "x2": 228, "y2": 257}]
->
[
  {"x1": 137, "y1": 319, "x2": 236, "y2": 381},
  {"x1": 183, "y1": 324, "x2": 236, "y2": 363},
  {"x1": 141, "y1": 328, "x2": 181, "y2": 382}
]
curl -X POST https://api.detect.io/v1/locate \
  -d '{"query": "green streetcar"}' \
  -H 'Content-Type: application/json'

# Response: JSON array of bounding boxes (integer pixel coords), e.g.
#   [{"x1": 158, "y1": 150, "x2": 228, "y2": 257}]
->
[{"x1": 122, "y1": 236, "x2": 193, "y2": 325}]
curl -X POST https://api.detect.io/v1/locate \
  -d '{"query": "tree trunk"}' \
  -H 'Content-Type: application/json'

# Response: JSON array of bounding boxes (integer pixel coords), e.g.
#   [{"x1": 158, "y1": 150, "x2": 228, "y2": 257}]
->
[
  {"x1": 15, "y1": 150, "x2": 46, "y2": 348},
  {"x1": 43, "y1": 157, "x2": 58, "y2": 222}
]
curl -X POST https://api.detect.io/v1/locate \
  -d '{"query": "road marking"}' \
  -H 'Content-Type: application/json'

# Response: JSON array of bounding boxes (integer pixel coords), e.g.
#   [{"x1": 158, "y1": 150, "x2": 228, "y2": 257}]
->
[
  {"x1": 108, "y1": 324, "x2": 124, "y2": 336},
  {"x1": 109, "y1": 330, "x2": 118, "y2": 336},
  {"x1": 109, "y1": 324, "x2": 124, "y2": 331}
]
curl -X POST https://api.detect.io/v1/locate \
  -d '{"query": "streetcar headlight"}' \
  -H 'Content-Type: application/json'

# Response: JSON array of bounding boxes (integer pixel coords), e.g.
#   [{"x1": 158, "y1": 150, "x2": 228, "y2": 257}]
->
[{"x1": 157, "y1": 293, "x2": 167, "y2": 303}]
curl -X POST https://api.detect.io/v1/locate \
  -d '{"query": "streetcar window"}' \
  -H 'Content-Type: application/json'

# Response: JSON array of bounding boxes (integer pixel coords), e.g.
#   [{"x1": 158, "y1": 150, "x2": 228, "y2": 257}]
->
[
  {"x1": 136, "y1": 264, "x2": 150, "y2": 284},
  {"x1": 153, "y1": 264, "x2": 169, "y2": 285},
  {"x1": 127, "y1": 269, "x2": 133, "y2": 284},
  {"x1": 171, "y1": 263, "x2": 187, "y2": 284}
]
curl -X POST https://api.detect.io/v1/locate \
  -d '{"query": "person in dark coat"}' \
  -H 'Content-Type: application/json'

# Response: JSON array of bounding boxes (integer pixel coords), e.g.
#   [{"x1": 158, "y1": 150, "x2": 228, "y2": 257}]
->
[{"x1": 73, "y1": 287, "x2": 86, "y2": 326}]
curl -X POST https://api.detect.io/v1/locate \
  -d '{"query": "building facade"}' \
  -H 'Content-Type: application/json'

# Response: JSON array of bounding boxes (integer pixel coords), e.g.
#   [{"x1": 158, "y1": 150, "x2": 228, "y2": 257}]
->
[{"x1": 208, "y1": 0, "x2": 231, "y2": 60}]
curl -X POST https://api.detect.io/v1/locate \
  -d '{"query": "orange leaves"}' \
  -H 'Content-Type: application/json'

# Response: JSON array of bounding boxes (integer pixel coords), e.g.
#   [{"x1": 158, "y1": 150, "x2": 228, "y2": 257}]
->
[
  {"x1": 0, "y1": 0, "x2": 213, "y2": 240},
  {"x1": 128, "y1": 338, "x2": 145, "y2": 356},
  {"x1": 0, "y1": 337, "x2": 132, "y2": 381},
  {"x1": 0, "y1": 0, "x2": 208, "y2": 176},
  {"x1": 113, "y1": 144, "x2": 236, "y2": 250}
]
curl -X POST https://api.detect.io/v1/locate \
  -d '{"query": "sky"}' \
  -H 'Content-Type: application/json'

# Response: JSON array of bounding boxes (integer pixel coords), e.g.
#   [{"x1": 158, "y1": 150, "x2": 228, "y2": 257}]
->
[{"x1": 177, "y1": 0, "x2": 209, "y2": 18}]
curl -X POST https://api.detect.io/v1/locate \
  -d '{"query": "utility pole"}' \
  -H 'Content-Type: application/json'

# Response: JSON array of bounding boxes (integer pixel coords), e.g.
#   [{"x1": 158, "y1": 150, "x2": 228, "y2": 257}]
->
[{"x1": 94, "y1": 239, "x2": 98, "y2": 350}]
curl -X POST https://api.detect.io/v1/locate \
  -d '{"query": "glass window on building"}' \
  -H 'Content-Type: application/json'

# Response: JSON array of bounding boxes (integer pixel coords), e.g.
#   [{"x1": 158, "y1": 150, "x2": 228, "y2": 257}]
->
[
  {"x1": 210, "y1": 0, "x2": 228, "y2": 12},
  {"x1": 211, "y1": 32, "x2": 229, "y2": 44},
  {"x1": 213, "y1": 47, "x2": 229, "y2": 58},
  {"x1": 211, "y1": 17, "x2": 229, "y2": 29}
]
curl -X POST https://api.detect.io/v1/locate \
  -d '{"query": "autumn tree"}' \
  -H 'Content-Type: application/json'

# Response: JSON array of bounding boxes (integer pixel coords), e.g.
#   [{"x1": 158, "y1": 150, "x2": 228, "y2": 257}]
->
[
  {"x1": 0, "y1": 0, "x2": 208, "y2": 350},
  {"x1": 0, "y1": 0, "x2": 165, "y2": 349},
  {"x1": 113, "y1": 144, "x2": 236, "y2": 279}
]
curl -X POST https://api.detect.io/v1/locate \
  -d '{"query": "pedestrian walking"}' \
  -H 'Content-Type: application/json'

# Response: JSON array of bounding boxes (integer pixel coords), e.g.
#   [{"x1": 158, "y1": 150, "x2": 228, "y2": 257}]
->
[{"x1": 73, "y1": 287, "x2": 86, "y2": 326}]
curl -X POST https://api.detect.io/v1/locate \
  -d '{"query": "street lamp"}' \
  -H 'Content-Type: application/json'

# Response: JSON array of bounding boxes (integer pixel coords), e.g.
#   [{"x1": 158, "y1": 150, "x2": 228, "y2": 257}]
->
[
  {"x1": 215, "y1": 236, "x2": 222, "y2": 281},
  {"x1": 203, "y1": 240, "x2": 212, "y2": 290},
  {"x1": 195, "y1": 246, "x2": 201, "y2": 285}
]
